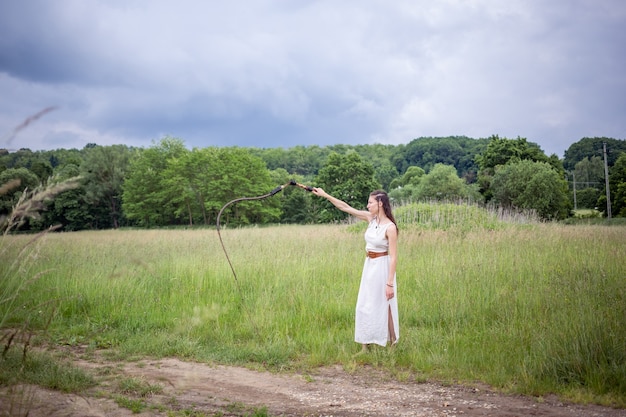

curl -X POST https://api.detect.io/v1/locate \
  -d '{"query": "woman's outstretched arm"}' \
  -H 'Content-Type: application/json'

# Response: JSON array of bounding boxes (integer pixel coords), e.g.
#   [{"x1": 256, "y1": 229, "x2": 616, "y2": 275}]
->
[{"x1": 311, "y1": 187, "x2": 372, "y2": 222}]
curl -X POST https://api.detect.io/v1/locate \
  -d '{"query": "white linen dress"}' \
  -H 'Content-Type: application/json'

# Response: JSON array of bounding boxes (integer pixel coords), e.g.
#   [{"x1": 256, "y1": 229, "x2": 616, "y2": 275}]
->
[{"x1": 355, "y1": 220, "x2": 399, "y2": 346}]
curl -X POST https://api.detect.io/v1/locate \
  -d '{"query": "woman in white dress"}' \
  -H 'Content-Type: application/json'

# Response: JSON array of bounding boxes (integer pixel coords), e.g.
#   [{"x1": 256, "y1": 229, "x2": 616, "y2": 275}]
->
[{"x1": 311, "y1": 188, "x2": 399, "y2": 349}]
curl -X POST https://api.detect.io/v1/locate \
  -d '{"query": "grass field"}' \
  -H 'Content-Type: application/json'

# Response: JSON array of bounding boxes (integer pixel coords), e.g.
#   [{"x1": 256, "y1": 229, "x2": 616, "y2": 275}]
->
[{"x1": 2, "y1": 209, "x2": 625, "y2": 407}]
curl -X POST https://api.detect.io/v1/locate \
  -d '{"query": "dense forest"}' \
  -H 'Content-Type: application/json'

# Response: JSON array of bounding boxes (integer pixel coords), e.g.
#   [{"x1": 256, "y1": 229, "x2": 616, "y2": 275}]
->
[{"x1": 1, "y1": 135, "x2": 625, "y2": 232}]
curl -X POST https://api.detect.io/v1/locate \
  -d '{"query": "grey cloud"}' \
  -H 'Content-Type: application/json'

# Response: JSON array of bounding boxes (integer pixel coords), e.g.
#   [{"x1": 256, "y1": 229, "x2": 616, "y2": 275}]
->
[{"x1": 0, "y1": 0, "x2": 624, "y2": 157}]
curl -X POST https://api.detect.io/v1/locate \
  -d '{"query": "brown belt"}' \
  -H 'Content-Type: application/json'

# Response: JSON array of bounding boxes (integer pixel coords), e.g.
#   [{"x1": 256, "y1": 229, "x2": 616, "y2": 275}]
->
[{"x1": 366, "y1": 251, "x2": 388, "y2": 259}]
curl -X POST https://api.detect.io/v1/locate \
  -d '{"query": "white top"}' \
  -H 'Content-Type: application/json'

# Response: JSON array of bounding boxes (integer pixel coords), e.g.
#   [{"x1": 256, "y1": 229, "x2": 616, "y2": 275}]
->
[{"x1": 364, "y1": 219, "x2": 392, "y2": 252}]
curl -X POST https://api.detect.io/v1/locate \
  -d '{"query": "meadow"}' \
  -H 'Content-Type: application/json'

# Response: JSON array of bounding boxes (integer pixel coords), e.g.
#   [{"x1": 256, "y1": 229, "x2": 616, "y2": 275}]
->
[{"x1": 1, "y1": 204, "x2": 625, "y2": 408}]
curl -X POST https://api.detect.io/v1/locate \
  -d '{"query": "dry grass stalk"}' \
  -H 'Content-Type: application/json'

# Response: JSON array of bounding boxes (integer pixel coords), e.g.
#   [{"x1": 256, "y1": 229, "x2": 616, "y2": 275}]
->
[
  {"x1": 1, "y1": 176, "x2": 79, "y2": 364},
  {"x1": 0, "y1": 179, "x2": 21, "y2": 196},
  {"x1": 0, "y1": 107, "x2": 63, "y2": 416},
  {"x1": 1, "y1": 176, "x2": 81, "y2": 234},
  {"x1": 0, "y1": 106, "x2": 58, "y2": 146}
]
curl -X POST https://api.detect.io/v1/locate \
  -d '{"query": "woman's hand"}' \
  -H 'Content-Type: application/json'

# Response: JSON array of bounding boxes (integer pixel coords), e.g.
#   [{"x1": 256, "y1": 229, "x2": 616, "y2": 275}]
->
[
  {"x1": 386, "y1": 284, "x2": 395, "y2": 300},
  {"x1": 311, "y1": 187, "x2": 327, "y2": 198}
]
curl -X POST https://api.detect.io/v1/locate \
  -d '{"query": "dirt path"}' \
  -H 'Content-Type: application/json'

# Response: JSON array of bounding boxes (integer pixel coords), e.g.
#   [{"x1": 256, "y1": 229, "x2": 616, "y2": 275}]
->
[{"x1": 2, "y1": 352, "x2": 625, "y2": 417}]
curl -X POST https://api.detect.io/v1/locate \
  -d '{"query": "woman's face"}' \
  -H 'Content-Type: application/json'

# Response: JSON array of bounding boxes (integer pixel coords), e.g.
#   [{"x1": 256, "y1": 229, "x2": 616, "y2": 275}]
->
[{"x1": 367, "y1": 195, "x2": 381, "y2": 214}]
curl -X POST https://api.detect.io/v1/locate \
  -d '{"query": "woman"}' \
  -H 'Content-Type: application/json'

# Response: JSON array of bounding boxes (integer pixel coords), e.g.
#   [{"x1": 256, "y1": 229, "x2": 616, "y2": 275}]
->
[{"x1": 311, "y1": 188, "x2": 399, "y2": 348}]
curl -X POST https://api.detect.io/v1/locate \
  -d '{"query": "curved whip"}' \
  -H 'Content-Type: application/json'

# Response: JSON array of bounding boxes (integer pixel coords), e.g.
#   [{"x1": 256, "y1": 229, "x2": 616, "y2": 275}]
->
[
  {"x1": 215, "y1": 180, "x2": 313, "y2": 336},
  {"x1": 216, "y1": 180, "x2": 312, "y2": 285}
]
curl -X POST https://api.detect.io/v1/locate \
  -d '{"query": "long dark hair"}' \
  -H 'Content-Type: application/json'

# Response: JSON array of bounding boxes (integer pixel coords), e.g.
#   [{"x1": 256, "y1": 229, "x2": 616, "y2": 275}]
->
[{"x1": 371, "y1": 190, "x2": 398, "y2": 235}]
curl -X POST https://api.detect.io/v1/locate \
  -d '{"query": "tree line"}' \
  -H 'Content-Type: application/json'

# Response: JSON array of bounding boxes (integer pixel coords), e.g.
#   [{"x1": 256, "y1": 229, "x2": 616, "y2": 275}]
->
[{"x1": 1, "y1": 135, "x2": 625, "y2": 232}]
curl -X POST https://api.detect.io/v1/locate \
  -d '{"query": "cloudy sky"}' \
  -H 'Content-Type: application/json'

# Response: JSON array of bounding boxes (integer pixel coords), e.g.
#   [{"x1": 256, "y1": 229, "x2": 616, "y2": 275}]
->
[{"x1": 1, "y1": 0, "x2": 624, "y2": 158}]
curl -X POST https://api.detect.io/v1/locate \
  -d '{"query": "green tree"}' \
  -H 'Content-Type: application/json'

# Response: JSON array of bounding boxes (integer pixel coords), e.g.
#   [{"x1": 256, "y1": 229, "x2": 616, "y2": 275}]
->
[
  {"x1": 43, "y1": 148, "x2": 84, "y2": 170},
  {"x1": 392, "y1": 136, "x2": 489, "y2": 180},
  {"x1": 563, "y1": 137, "x2": 626, "y2": 171},
  {"x1": 569, "y1": 156, "x2": 604, "y2": 209},
  {"x1": 206, "y1": 147, "x2": 279, "y2": 226},
  {"x1": 573, "y1": 156, "x2": 604, "y2": 188},
  {"x1": 38, "y1": 163, "x2": 92, "y2": 231},
  {"x1": 609, "y1": 152, "x2": 626, "y2": 216},
  {"x1": 389, "y1": 166, "x2": 424, "y2": 202},
  {"x1": 392, "y1": 166, "x2": 425, "y2": 188},
  {"x1": 491, "y1": 160, "x2": 570, "y2": 220},
  {"x1": 314, "y1": 152, "x2": 379, "y2": 222},
  {"x1": 125, "y1": 143, "x2": 277, "y2": 227},
  {"x1": 374, "y1": 160, "x2": 399, "y2": 191},
  {"x1": 122, "y1": 137, "x2": 188, "y2": 227},
  {"x1": 0, "y1": 148, "x2": 8, "y2": 172},
  {"x1": 251, "y1": 145, "x2": 327, "y2": 176},
  {"x1": 29, "y1": 160, "x2": 53, "y2": 183},
  {"x1": 414, "y1": 164, "x2": 482, "y2": 202},
  {"x1": 0, "y1": 167, "x2": 40, "y2": 217},
  {"x1": 574, "y1": 188, "x2": 601, "y2": 210},
  {"x1": 476, "y1": 135, "x2": 550, "y2": 170},
  {"x1": 81, "y1": 144, "x2": 133, "y2": 229},
  {"x1": 162, "y1": 148, "x2": 213, "y2": 226},
  {"x1": 0, "y1": 149, "x2": 35, "y2": 171},
  {"x1": 269, "y1": 168, "x2": 314, "y2": 224},
  {"x1": 476, "y1": 135, "x2": 559, "y2": 201}
]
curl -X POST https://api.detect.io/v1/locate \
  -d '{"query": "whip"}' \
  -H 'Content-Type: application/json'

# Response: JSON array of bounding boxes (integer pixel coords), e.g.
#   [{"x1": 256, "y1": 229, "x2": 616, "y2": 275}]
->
[{"x1": 215, "y1": 180, "x2": 313, "y2": 338}]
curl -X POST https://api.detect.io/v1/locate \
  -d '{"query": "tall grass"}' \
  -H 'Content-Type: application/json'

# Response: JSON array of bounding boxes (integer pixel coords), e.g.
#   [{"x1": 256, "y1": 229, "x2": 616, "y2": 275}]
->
[
  {"x1": 1, "y1": 205, "x2": 625, "y2": 406},
  {"x1": 1, "y1": 178, "x2": 81, "y2": 347},
  {"x1": 400, "y1": 225, "x2": 625, "y2": 402},
  {"x1": 393, "y1": 201, "x2": 540, "y2": 231},
  {"x1": 0, "y1": 177, "x2": 92, "y2": 416}
]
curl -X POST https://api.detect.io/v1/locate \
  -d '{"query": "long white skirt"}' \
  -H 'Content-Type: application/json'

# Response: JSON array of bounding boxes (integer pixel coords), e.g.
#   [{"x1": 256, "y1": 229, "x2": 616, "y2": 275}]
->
[{"x1": 354, "y1": 256, "x2": 399, "y2": 346}]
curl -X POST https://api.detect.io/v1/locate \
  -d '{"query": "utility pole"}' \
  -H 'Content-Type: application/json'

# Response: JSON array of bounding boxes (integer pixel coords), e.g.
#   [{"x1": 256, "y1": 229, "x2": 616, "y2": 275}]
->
[{"x1": 603, "y1": 142, "x2": 612, "y2": 219}]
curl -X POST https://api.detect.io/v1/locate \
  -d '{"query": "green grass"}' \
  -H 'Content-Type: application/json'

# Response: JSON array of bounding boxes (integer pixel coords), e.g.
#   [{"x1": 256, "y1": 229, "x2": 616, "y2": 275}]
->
[
  {"x1": 1, "y1": 205, "x2": 625, "y2": 407},
  {"x1": 117, "y1": 376, "x2": 163, "y2": 397},
  {"x1": 0, "y1": 348, "x2": 96, "y2": 392}
]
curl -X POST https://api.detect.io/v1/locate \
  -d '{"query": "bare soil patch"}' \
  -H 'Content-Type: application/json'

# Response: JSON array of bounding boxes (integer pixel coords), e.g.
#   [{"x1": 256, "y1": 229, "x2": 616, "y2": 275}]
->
[{"x1": 2, "y1": 347, "x2": 625, "y2": 417}]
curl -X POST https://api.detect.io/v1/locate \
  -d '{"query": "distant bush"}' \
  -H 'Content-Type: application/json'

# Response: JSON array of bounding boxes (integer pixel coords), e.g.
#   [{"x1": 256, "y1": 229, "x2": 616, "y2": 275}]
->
[
  {"x1": 391, "y1": 201, "x2": 539, "y2": 232},
  {"x1": 572, "y1": 209, "x2": 602, "y2": 219}
]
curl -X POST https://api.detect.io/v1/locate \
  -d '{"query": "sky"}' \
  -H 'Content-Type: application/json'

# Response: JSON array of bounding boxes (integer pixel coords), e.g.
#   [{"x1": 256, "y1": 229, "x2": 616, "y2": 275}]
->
[{"x1": 0, "y1": 0, "x2": 625, "y2": 158}]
